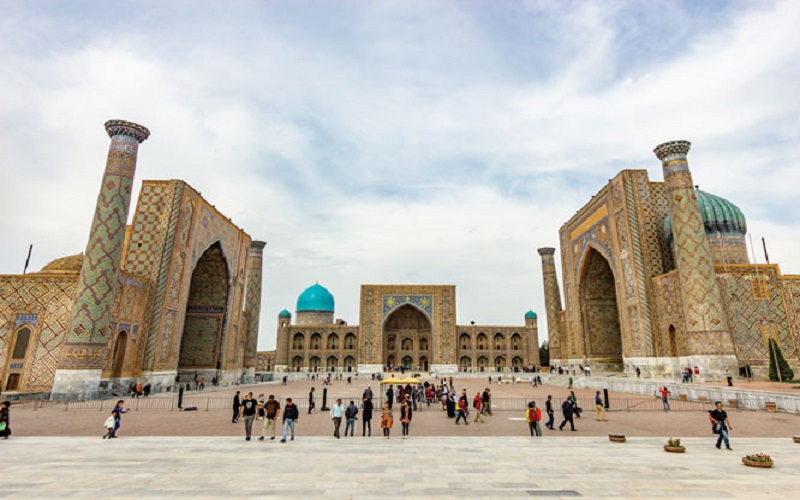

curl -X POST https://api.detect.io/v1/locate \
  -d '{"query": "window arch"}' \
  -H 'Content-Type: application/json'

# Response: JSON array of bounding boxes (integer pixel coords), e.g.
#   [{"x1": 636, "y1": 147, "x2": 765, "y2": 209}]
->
[
  {"x1": 327, "y1": 333, "x2": 339, "y2": 350},
  {"x1": 511, "y1": 333, "x2": 522, "y2": 351},
  {"x1": 477, "y1": 333, "x2": 487, "y2": 350},
  {"x1": 309, "y1": 356, "x2": 321, "y2": 372},
  {"x1": 326, "y1": 355, "x2": 338, "y2": 370},
  {"x1": 459, "y1": 333, "x2": 471, "y2": 350},
  {"x1": 11, "y1": 327, "x2": 31, "y2": 359},
  {"x1": 460, "y1": 356, "x2": 472, "y2": 371},
  {"x1": 494, "y1": 356, "x2": 506, "y2": 370},
  {"x1": 292, "y1": 356, "x2": 304, "y2": 372},
  {"x1": 387, "y1": 336, "x2": 396, "y2": 350},
  {"x1": 345, "y1": 333, "x2": 357, "y2": 350},
  {"x1": 419, "y1": 337, "x2": 428, "y2": 351},
  {"x1": 494, "y1": 333, "x2": 505, "y2": 350},
  {"x1": 512, "y1": 356, "x2": 524, "y2": 369},
  {"x1": 310, "y1": 333, "x2": 322, "y2": 350},
  {"x1": 401, "y1": 337, "x2": 413, "y2": 351},
  {"x1": 292, "y1": 333, "x2": 305, "y2": 350},
  {"x1": 477, "y1": 356, "x2": 488, "y2": 372}
]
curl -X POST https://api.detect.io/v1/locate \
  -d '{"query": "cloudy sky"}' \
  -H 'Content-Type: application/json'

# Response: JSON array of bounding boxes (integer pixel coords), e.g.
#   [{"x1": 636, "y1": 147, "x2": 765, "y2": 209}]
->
[{"x1": 1, "y1": 1, "x2": 798, "y2": 351}]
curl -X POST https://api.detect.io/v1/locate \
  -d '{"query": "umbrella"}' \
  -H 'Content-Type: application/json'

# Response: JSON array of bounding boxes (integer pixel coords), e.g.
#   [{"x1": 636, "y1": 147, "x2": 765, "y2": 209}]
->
[
  {"x1": 380, "y1": 377, "x2": 402, "y2": 384},
  {"x1": 397, "y1": 377, "x2": 421, "y2": 384}
]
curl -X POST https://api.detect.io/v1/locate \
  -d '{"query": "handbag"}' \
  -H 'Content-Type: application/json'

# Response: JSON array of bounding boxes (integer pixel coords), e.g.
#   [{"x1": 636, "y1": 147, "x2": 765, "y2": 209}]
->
[{"x1": 0, "y1": 422, "x2": 6, "y2": 432}]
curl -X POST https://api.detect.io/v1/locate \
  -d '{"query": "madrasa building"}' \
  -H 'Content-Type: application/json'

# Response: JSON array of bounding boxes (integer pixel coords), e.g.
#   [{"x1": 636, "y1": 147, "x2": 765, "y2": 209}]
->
[
  {"x1": 0, "y1": 120, "x2": 264, "y2": 396},
  {"x1": 260, "y1": 284, "x2": 540, "y2": 374},
  {"x1": 539, "y1": 140, "x2": 800, "y2": 378}
]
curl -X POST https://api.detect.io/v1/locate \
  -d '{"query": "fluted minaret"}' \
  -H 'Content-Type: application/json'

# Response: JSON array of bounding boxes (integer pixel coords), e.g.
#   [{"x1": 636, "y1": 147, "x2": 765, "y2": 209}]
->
[
  {"x1": 243, "y1": 241, "x2": 266, "y2": 370},
  {"x1": 538, "y1": 247, "x2": 563, "y2": 363},
  {"x1": 275, "y1": 310, "x2": 291, "y2": 372},
  {"x1": 54, "y1": 120, "x2": 149, "y2": 395},
  {"x1": 653, "y1": 141, "x2": 735, "y2": 360}
]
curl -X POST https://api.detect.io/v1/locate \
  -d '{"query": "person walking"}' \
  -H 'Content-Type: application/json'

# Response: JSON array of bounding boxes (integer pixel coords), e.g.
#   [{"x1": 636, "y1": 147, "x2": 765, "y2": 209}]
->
[
  {"x1": 455, "y1": 397, "x2": 469, "y2": 425},
  {"x1": 232, "y1": 391, "x2": 241, "y2": 423},
  {"x1": 473, "y1": 392, "x2": 484, "y2": 423},
  {"x1": 545, "y1": 395, "x2": 555, "y2": 430},
  {"x1": 386, "y1": 385, "x2": 394, "y2": 410},
  {"x1": 143, "y1": 382, "x2": 151, "y2": 397},
  {"x1": 481, "y1": 388, "x2": 492, "y2": 416},
  {"x1": 240, "y1": 393, "x2": 258, "y2": 441},
  {"x1": 330, "y1": 398, "x2": 344, "y2": 439},
  {"x1": 558, "y1": 397, "x2": 576, "y2": 432},
  {"x1": 280, "y1": 398, "x2": 299, "y2": 443},
  {"x1": 658, "y1": 386, "x2": 671, "y2": 411},
  {"x1": 709, "y1": 401, "x2": 733, "y2": 450},
  {"x1": 111, "y1": 400, "x2": 126, "y2": 438},
  {"x1": 102, "y1": 410, "x2": 117, "y2": 440},
  {"x1": 400, "y1": 399, "x2": 413, "y2": 438},
  {"x1": 362, "y1": 396, "x2": 373, "y2": 436},
  {"x1": 344, "y1": 400, "x2": 358, "y2": 437},
  {"x1": 526, "y1": 401, "x2": 542, "y2": 437},
  {"x1": 0, "y1": 401, "x2": 10, "y2": 439},
  {"x1": 308, "y1": 387, "x2": 316, "y2": 414},
  {"x1": 725, "y1": 368, "x2": 733, "y2": 387},
  {"x1": 259, "y1": 395, "x2": 281, "y2": 441},
  {"x1": 595, "y1": 391, "x2": 607, "y2": 421},
  {"x1": 380, "y1": 402, "x2": 393, "y2": 439}
]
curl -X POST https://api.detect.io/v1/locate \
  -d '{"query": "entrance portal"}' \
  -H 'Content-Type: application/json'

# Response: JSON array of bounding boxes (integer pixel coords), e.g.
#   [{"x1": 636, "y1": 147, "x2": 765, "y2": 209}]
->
[
  {"x1": 178, "y1": 242, "x2": 229, "y2": 372},
  {"x1": 383, "y1": 304, "x2": 431, "y2": 370},
  {"x1": 579, "y1": 248, "x2": 623, "y2": 368}
]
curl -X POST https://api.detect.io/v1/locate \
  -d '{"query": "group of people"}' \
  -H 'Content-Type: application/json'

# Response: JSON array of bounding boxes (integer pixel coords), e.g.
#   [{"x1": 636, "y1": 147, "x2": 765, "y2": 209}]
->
[
  {"x1": 234, "y1": 391, "x2": 301, "y2": 443},
  {"x1": 101, "y1": 400, "x2": 127, "y2": 439}
]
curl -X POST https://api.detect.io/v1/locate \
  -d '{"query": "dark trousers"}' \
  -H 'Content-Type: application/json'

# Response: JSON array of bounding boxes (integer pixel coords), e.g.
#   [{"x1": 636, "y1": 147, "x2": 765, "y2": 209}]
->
[
  {"x1": 363, "y1": 418, "x2": 371, "y2": 436},
  {"x1": 232, "y1": 408, "x2": 239, "y2": 422},
  {"x1": 308, "y1": 401, "x2": 315, "y2": 414},
  {"x1": 559, "y1": 415, "x2": 575, "y2": 431},
  {"x1": 243, "y1": 415, "x2": 254, "y2": 438},
  {"x1": 546, "y1": 412, "x2": 555, "y2": 429},
  {"x1": 455, "y1": 411, "x2": 468, "y2": 424},
  {"x1": 333, "y1": 417, "x2": 342, "y2": 438}
]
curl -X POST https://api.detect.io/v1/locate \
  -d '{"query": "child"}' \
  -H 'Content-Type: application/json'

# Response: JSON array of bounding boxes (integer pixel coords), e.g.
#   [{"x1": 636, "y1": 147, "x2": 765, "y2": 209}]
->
[
  {"x1": 380, "y1": 402, "x2": 393, "y2": 439},
  {"x1": 103, "y1": 410, "x2": 118, "y2": 440}
]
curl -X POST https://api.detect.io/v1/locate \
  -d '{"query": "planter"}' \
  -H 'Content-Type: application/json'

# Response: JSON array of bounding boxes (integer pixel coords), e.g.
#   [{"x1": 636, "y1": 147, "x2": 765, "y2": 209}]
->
[
  {"x1": 742, "y1": 458, "x2": 774, "y2": 468},
  {"x1": 608, "y1": 435, "x2": 626, "y2": 443},
  {"x1": 664, "y1": 445, "x2": 686, "y2": 453},
  {"x1": 766, "y1": 402, "x2": 777, "y2": 413},
  {"x1": 728, "y1": 400, "x2": 738, "y2": 409},
  {"x1": 792, "y1": 436, "x2": 800, "y2": 444},
  {"x1": 678, "y1": 394, "x2": 688, "y2": 402}
]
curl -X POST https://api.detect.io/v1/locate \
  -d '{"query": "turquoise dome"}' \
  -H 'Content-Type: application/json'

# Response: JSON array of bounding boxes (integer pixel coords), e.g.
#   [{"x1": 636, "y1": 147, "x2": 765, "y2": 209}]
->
[
  {"x1": 296, "y1": 283, "x2": 335, "y2": 313},
  {"x1": 278, "y1": 309, "x2": 291, "y2": 318},
  {"x1": 525, "y1": 310, "x2": 538, "y2": 319},
  {"x1": 664, "y1": 188, "x2": 747, "y2": 244}
]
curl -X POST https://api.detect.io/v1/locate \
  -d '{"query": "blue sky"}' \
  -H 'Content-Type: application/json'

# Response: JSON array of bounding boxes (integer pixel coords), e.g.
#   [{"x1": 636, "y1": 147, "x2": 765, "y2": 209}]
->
[{"x1": 1, "y1": 0, "x2": 798, "y2": 350}]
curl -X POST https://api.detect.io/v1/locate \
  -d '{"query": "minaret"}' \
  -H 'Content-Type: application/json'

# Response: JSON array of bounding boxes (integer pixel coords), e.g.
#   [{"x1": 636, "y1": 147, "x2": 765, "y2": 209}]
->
[
  {"x1": 243, "y1": 241, "x2": 266, "y2": 376},
  {"x1": 538, "y1": 247, "x2": 563, "y2": 365},
  {"x1": 53, "y1": 120, "x2": 149, "y2": 395},
  {"x1": 524, "y1": 311, "x2": 540, "y2": 366},
  {"x1": 653, "y1": 141, "x2": 735, "y2": 369},
  {"x1": 275, "y1": 309, "x2": 292, "y2": 372}
]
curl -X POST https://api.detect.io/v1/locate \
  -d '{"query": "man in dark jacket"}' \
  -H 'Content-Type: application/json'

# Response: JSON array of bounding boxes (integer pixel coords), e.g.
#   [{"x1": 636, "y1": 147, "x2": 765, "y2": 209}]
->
[
  {"x1": 481, "y1": 388, "x2": 492, "y2": 415},
  {"x1": 362, "y1": 396, "x2": 373, "y2": 437},
  {"x1": 308, "y1": 387, "x2": 316, "y2": 414},
  {"x1": 232, "y1": 391, "x2": 240, "y2": 423},
  {"x1": 559, "y1": 396, "x2": 576, "y2": 431},
  {"x1": 545, "y1": 395, "x2": 555, "y2": 430},
  {"x1": 281, "y1": 398, "x2": 299, "y2": 443},
  {"x1": 386, "y1": 385, "x2": 394, "y2": 409}
]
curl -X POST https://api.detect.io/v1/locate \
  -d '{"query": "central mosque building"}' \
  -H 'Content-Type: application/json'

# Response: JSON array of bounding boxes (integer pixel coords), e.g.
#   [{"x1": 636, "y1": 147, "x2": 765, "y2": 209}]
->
[{"x1": 261, "y1": 284, "x2": 540, "y2": 373}]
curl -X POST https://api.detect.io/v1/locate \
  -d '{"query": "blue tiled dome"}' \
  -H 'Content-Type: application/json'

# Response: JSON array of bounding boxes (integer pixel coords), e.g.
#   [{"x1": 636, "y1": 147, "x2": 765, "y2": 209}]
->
[
  {"x1": 296, "y1": 283, "x2": 334, "y2": 313},
  {"x1": 664, "y1": 188, "x2": 747, "y2": 244},
  {"x1": 525, "y1": 310, "x2": 538, "y2": 319},
  {"x1": 278, "y1": 309, "x2": 291, "y2": 318}
]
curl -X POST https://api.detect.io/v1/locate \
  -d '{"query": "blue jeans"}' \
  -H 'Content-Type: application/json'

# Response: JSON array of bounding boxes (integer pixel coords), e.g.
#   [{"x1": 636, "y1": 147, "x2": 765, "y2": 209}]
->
[
  {"x1": 345, "y1": 418, "x2": 355, "y2": 436},
  {"x1": 546, "y1": 413, "x2": 555, "y2": 429},
  {"x1": 281, "y1": 419, "x2": 295, "y2": 441},
  {"x1": 662, "y1": 398, "x2": 670, "y2": 411},
  {"x1": 716, "y1": 426, "x2": 730, "y2": 448}
]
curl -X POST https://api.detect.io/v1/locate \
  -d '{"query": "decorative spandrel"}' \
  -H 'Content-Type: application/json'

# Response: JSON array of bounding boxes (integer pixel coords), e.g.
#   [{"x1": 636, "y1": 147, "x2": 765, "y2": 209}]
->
[{"x1": 382, "y1": 295, "x2": 433, "y2": 320}]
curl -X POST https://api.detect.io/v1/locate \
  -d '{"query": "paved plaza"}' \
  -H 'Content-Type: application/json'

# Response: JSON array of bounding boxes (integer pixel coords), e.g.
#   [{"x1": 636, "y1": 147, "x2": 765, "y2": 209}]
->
[{"x1": 1, "y1": 436, "x2": 798, "y2": 498}]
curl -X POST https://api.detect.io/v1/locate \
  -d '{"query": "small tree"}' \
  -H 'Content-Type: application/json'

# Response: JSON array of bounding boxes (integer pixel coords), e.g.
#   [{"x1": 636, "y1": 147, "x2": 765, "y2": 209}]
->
[
  {"x1": 768, "y1": 338, "x2": 794, "y2": 382},
  {"x1": 539, "y1": 341, "x2": 550, "y2": 366}
]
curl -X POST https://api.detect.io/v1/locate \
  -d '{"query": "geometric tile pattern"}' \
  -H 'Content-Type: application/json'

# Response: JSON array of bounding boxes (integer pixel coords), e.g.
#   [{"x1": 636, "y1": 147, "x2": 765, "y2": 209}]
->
[
  {"x1": 579, "y1": 248, "x2": 622, "y2": 360},
  {"x1": 243, "y1": 242, "x2": 265, "y2": 369},
  {"x1": 538, "y1": 248, "x2": 563, "y2": 361}
]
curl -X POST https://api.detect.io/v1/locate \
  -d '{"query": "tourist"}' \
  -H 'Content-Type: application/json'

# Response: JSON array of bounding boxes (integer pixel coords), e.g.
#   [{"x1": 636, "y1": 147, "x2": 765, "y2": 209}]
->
[
  {"x1": 658, "y1": 386, "x2": 670, "y2": 411},
  {"x1": 280, "y1": 398, "x2": 299, "y2": 443},
  {"x1": 635, "y1": 367, "x2": 641, "y2": 378},
  {"x1": 128, "y1": 382, "x2": 136, "y2": 398},
  {"x1": 240, "y1": 393, "x2": 258, "y2": 441},
  {"x1": 455, "y1": 396, "x2": 469, "y2": 425},
  {"x1": 559, "y1": 396, "x2": 576, "y2": 432},
  {"x1": 568, "y1": 376, "x2": 573, "y2": 389},
  {"x1": 308, "y1": 387, "x2": 316, "y2": 414},
  {"x1": 725, "y1": 368, "x2": 733, "y2": 387},
  {"x1": 569, "y1": 391, "x2": 582, "y2": 418},
  {"x1": 110, "y1": 400, "x2": 127, "y2": 438},
  {"x1": 344, "y1": 400, "x2": 358, "y2": 437},
  {"x1": 446, "y1": 391, "x2": 456, "y2": 418},
  {"x1": 136, "y1": 381, "x2": 143, "y2": 398},
  {"x1": 482, "y1": 388, "x2": 492, "y2": 415},
  {"x1": 400, "y1": 399, "x2": 412, "y2": 438},
  {"x1": 545, "y1": 395, "x2": 555, "y2": 430},
  {"x1": 526, "y1": 401, "x2": 542, "y2": 437},
  {"x1": 473, "y1": 392, "x2": 484, "y2": 423},
  {"x1": 386, "y1": 385, "x2": 394, "y2": 410},
  {"x1": 232, "y1": 391, "x2": 241, "y2": 423},
  {"x1": 0, "y1": 401, "x2": 10, "y2": 439},
  {"x1": 362, "y1": 396, "x2": 373, "y2": 436},
  {"x1": 708, "y1": 401, "x2": 733, "y2": 450},
  {"x1": 595, "y1": 391, "x2": 607, "y2": 421},
  {"x1": 330, "y1": 398, "x2": 344, "y2": 439},
  {"x1": 380, "y1": 402, "x2": 393, "y2": 439},
  {"x1": 363, "y1": 386, "x2": 373, "y2": 402},
  {"x1": 102, "y1": 410, "x2": 117, "y2": 440},
  {"x1": 199, "y1": 377, "x2": 205, "y2": 391},
  {"x1": 143, "y1": 382, "x2": 151, "y2": 397},
  {"x1": 259, "y1": 395, "x2": 280, "y2": 441}
]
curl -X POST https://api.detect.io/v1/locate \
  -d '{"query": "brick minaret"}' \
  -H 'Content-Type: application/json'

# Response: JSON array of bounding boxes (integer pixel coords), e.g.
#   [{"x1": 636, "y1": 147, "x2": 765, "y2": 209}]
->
[
  {"x1": 243, "y1": 241, "x2": 266, "y2": 371},
  {"x1": 538, "y1": 247, "x2": 564, "y2": 364},
  {"x1": 653, "y1": 141, "x2": 735, "y2": 365},
  {"x1": 53, "y1": 120, "x2": 149, "y2": 395}
]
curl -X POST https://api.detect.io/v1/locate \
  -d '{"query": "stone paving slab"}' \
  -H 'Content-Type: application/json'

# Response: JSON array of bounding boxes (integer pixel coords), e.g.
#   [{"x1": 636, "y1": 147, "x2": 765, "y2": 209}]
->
[{"x1": 0, "y1": 437, "x2": 798, "y2": 499}]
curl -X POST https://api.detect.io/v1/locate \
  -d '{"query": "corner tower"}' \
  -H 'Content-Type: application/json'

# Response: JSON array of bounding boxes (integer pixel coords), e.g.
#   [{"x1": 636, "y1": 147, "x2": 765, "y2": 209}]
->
[
  {"x1": 538, "y1": 247, "x2": 563, "y2": 365},
  {"x1": 243, "y1": 241, "x2": 266, "y2": 379},
  {"x1": 653, "y1": 141, "x2": 736, "y2": 372},
  {"x1": 53, "y1": 120, "x2": 150, "y2": 396}
]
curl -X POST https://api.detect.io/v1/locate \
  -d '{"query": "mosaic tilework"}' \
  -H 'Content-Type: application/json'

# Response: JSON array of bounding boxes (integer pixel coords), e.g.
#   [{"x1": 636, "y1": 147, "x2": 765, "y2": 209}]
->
[
  {"x1": 579, "y1": 248, "x2": 623, "y2": 359},
  {"x1": 382, "y1": 295, "x2": 433, "y2": 320},
  {"x1": 178, "y1": 315, "x2": 222, "y2": 368},
  {"x1": 623, "y1": 173, "x2": 654, "y2": 356},
  {"x1": 538, "y1": 248, "x2": 563, "y2": 361},
  {"x1": 243, "y1": 242, "x2": 265, "y2": 368}
]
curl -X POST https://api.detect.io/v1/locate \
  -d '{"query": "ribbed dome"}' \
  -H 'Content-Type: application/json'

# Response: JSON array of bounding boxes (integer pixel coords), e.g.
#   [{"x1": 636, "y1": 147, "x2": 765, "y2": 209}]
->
[
  {"x1": 525, "y1": 310, "x2": 538, "y2": 319},
  {"x1": 664, "y1": 188, "x2": 747, "y2": 244},
  {"x1": 39, "y1": 253, "x2": 84, "y2": 274},
  {"x1": 296, "y1": 283, "x2": 334, "y2": 313},
  {"x1": 278, "y1": 309, "x2": 292, "y2": 318}
]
